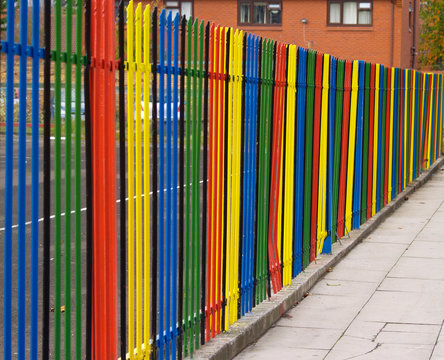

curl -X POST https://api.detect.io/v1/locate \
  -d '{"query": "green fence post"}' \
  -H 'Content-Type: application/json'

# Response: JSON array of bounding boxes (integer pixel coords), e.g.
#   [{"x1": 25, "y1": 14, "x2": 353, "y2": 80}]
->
[
  {"x1": 303, "y1": 49, "x2": 315, "y2": 269},
  {"x1": 361, "y1": 62, "x2": 370, "y2": 224}
]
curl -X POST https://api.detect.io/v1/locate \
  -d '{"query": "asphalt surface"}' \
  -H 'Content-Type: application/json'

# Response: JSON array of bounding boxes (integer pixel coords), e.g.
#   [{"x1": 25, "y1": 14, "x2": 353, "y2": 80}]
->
[
  {"x1": 0, "y1": 132, "x2": 206, "y2": 358},
  {"x1": 0, "y1": 134, "x2": 94, "y2": 358}
]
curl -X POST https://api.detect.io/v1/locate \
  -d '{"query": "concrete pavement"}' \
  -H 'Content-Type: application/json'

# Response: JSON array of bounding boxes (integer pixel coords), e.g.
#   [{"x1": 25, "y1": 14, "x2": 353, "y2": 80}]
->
[{"x1": 235, "y1": 165, "x2": 444, "y2": 360}]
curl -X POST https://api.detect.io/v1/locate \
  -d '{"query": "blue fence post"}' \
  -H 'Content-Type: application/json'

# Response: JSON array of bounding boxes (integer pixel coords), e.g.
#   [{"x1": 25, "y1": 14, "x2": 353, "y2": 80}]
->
[
  {"x1": 324, "y1": 56, "x2": 336, "y2": 254},
  {"x1": 421, "y1": 74, "x2": 428, "y2": 174},
  {"x1": 438, "y1": 75, "x2": 443, "y2": 155},
  {"x1": 413, "y1": 71, "x2": 419, "y2": 179},
  {"x1": 17, "y1": 0, "x2": 29, "y2": 356},
  {"x1": 244, "y1": 32, "x2": 251, "y2": 314},
  {"x1": 247, "y1": 34, "x2": 256, "y2": 313},
  {"x1": 31, "y1": 0, "x2": 41, "y2": 356},
  {"x1": 400, "y1": 69, "x2": 404, "y2": 192},
  {"x1": 392, "y1": 68, "x2": 399, "y2": 199},
  {"x1": 249, "y1": 35, "x2": 259, "y2": 311},
  {"x1": 430, "y1": 74, "x2": 436, "y2": 164},
  {"x1": 376, "y1": 65, "x2": 384, "y2": 212},
  {"x1": 165, "y1": 11, "x2": 173, "y2": 360},
  {"x1": 241, "y1": 33, "x2": 251, "y2": 316},
  {"x1": 158, "y1": 9, "x2": 166, "y2": 360},
  {"x1": 421, "y1": 74, "x2": 429, "y2": 172},
  {"x1": 293, "y1": 47, "x2": 306, "y2": 275},
  {"x1": 3, "y1": 0, "x2": 15, "y2": 356},
  {"x1": 352, "y1": 60, "x2": 365, "y2": 230},
  {"x1": 172, "y1": 12, "x2": 180, "y2": 358}
]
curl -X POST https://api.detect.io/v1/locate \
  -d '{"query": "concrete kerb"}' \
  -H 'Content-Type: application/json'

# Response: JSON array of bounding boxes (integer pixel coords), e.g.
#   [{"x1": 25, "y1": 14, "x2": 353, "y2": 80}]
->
[{"x1": 191, "y1": 156, "x2": 444, "y2": 360}]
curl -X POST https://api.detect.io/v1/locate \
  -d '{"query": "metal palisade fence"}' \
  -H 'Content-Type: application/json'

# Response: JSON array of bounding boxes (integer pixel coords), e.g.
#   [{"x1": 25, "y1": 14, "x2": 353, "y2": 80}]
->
[{"x1": 1, "y1": 0, "x2": 444, "y2": 359}]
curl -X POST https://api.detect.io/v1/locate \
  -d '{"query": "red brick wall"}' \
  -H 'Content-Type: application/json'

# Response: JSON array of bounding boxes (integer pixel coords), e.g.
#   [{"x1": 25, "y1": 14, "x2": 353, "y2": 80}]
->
[{"x1": 193, "y1": 0, "x2": 419, "y2": 68}]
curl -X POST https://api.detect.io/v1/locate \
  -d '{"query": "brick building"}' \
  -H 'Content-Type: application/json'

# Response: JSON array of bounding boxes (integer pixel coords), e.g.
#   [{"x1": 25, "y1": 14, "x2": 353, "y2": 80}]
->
[{"x1": 162, "y1": 0, "x2": 420, "y2": 69}]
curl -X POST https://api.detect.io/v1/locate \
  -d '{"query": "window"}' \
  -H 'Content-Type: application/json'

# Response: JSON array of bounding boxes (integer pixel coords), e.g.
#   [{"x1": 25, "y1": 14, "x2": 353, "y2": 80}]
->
[
  {"x1": 254, "y1": 3, "x2": 267, "y2": 24},
  {"x1": 238, "y1": 1, "x2": 282, "y2": 25},
  {"x1": 409, "y1": 2, "x2": 413, "y2": 31},
  {"x1": 329, "y1": 3, "x2": 341, "y2": 23},
  {"x1": 240, "y1": 3, "x2": 251, "y2": 23},
  {"x1": 327, "y1": 1, "x2": 372, "y2": 26},
  {"x1": 165, "y1": 0, "x2": 193, "y2": 19}
]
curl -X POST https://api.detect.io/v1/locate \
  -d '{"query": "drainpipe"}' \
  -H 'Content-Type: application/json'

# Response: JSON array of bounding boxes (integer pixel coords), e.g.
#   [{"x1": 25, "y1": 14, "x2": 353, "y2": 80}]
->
[
  {"x1": 390, "y1": 0, "x2": 395, "y2": 67},
  {"x1": 411, "y1": 0, "x2": 417, "y2": 68},
  {"x1": 301, "y1": 18, "x2": 310, "y2": 48}
]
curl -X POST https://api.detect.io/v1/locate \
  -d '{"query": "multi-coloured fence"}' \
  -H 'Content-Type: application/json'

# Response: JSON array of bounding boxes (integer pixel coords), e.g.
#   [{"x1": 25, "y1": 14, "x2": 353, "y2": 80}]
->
[{"x1": 1, "y1": 0, "x2": 444, "y2": 358}]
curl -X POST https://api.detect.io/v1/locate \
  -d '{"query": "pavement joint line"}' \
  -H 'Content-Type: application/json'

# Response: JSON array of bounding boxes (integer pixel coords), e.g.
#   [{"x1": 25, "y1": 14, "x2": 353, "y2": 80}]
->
[
  {"x1": 430, "y1": 320, "x2": 444, "y2": 360},
  {"x1": 191, "y1": 156, "x2": 444, "y2": 360}
]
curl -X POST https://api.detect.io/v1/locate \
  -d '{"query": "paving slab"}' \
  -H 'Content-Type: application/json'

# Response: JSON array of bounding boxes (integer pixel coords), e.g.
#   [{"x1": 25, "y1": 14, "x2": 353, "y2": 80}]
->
[
  {"x1": 240, "y1": 325, "x2": 343, "y2": 350},
  {"x1": 410, "y1": 188, "x2": 444, "y2": 200},
  {"x1": 310, "y1": 279, "x2": 378, "y2": 299},
  {"x1": 323, "y1": 264, "x2": 388, "y2": 283},
  {"x1": 276, "y1": 294, "x2": 365, "y2": 330},
  {"x1": 364, "y1": 227, "x2": 419, "y2": 241},
  {"x1": 427, "y1": 212, "x2": 444, "y2": 223},
  {"x1": 375, "y1": 324, "x2": 440, "y2": 345},
  {"x1": 341, "y1": 241, "x2": 408, "y2": 260},
  {"x1": 389, "y1": 204, "x2": 435, "y2": 218},
  {"x1": 364, "y1": 232, "x2": 416, "y2": 245},
  {"x1": 415, "y1": 230, "x2": 444, "y2": 242},
  {"x1": 323, "y1": 335, "x2": 380, "y2": 360},
  {"x1": 404, "y1": 240, "x2": 444, "y2": 259},
  {"x1": 425, "y1": 209, "x2": 444, "y2": 220},
  {"x1": 236, "y1": 346, "x2": 329, "y2": 360},
  {"x1": 388, "y1": 256, "x2": 444, "y2": 280},
  {"x1": 356, "y1": 290, "x2": 444, "y2": 325},
  {"x1": 325, "y1": 339, "x2": 433, "y2": 360},
  {"x1": 379, "y1": 277, "x2": 444, "y2": 293},
  {"x1": 197, "y1": 160, "x2": 444, "y2": 360},
  {"x1": 376, "y1": 216, "x2": 429, "y2": 230},
  {"x1": 431, "y1": 325, "x2": 444, "y2": 360},
  {"x1": 331, "y1": 242, "x2": 408, "y2": 272},
  {"x1": 344, "y1": 321, "x2": 386, "y2": 340},
  {"x1": 432, "y1": 343, "x2": 444, "y2": 359},
  {"x1": 383, "y1": 323, "x2": 441, "y2": 334}
]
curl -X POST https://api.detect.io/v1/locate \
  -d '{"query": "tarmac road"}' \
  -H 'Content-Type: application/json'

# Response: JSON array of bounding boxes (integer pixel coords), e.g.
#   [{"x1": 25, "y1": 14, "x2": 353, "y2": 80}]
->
[
  {"x1": 0, "y1": 134, "x2": 98, "y2": 358},
  {"x1": 0, "y1": 132, "x2": 207, "y2": 358}
]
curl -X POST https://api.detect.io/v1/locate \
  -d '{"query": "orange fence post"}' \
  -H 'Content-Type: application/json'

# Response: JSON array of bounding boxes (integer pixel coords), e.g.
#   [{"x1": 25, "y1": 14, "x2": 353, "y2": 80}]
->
[{"x1": 90, "y1": 0, "x2": 118, "y2": 356}]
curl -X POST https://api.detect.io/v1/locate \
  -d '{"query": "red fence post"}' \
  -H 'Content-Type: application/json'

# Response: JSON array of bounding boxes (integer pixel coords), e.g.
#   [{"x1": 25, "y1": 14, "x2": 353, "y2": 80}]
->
[
  {"x1": 90, "y1": 0, "x2": 118, "y2": 356},
  {"x1": 310, "y1": 52, "x2": 323, "y2": 262},
  {"x1": 336, "y1": 61, "x2": 352, "y2": 238}
]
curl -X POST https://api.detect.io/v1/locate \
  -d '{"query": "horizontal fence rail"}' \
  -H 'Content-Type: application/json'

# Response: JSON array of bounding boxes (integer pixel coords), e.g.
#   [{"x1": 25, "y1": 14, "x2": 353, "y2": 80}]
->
[{"x1": 1, "y1": 0, "x2": 444, "y2": 359}]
